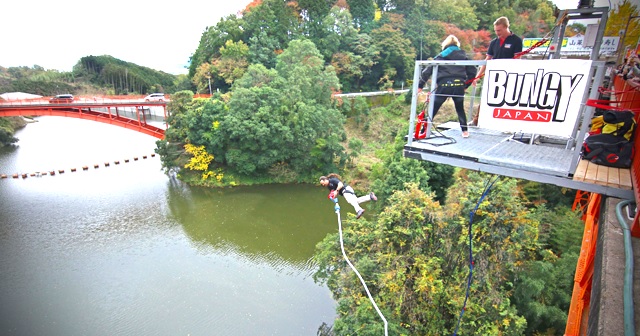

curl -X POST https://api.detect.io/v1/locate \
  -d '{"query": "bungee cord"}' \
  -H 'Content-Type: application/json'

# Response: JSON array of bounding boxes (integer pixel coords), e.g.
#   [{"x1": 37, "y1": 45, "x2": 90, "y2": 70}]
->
[
  {"x1": 332, "y1": 199, "x2": 389, "y2": 336},
  {"x1": 453, "y1": 175, "x2": 500, "y2": 336}
]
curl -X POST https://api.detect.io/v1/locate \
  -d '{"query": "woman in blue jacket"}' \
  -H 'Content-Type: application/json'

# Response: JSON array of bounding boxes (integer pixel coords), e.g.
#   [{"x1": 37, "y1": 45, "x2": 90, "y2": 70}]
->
[{"x1": 419, "y1": 35, "x2": 477, "y2": 138}]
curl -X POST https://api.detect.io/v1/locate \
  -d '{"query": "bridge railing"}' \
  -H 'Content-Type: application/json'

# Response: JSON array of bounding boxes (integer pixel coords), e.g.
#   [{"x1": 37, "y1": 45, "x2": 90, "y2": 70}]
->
[
  {"x1": 0, "y1": 95, "x2": 167, "y2": 106},
  {"x1": 0, "y1": 94, "x2": 222, "y2": 106}
]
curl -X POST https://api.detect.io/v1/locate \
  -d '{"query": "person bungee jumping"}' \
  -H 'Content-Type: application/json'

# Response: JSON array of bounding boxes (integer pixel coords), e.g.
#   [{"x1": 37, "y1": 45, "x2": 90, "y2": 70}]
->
[{"x1": 319, "y1": 174, "x2": 377, "y2": 219}]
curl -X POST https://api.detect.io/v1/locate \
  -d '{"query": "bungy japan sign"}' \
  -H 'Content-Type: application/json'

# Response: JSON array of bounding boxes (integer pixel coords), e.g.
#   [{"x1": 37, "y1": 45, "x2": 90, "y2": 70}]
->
[{"x1": 478, "y1": 59, "x2": 592, "y2": 138}]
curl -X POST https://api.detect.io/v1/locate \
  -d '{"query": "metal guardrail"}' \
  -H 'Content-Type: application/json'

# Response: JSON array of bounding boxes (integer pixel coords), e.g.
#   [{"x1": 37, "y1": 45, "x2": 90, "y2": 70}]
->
[
  {"x1": 0, "y1": 95, "x2": 169, "y2": 106},
  {"x1": 611, "y1": 75, "x2": 640, "y2": 236},
  {"x1": 333, "y1": 89, "x2": 409, "y2": 98}
]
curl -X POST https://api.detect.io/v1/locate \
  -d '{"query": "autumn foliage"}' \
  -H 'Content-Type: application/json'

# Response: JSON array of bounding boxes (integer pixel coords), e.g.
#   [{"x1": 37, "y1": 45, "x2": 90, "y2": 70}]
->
[{"x1": 443, "y1": 24, "x2": 492, "y2": 60}]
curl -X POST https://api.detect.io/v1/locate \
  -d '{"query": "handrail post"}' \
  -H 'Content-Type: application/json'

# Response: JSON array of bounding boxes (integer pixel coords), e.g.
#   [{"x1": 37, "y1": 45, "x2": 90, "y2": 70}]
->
[
  {"x1": 426, "y1": 65, "x2": 439, "y2": 138},
  {"x1": 407, "y1": 61, "x2": 421, "y2": 146}
]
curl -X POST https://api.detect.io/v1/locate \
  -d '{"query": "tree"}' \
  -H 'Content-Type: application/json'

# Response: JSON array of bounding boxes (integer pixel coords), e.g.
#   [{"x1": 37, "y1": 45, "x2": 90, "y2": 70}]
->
[
  {"x1": 242, "y1": 0, "x2": 301, "y2": 54},
  {"x1": 217, "y1": 40, "x2": 346, "y2": 177},
  {"x1": 519, "y1": 181, "x2": 575, "y2": 209},
  {"x1": 315, "y1": 172, "x2": 536, "y2": 334},
  {"x1": 511, "y1": 205, "x2": 583, "y2": 335},
  {"x1": 403, "y1": 8, "x2": 447, "y2": 60},
  {"x1": 188, "y1": 15, "x2": 245, "y2": 78},
  {"x1": 318, "y1": 7, "x2": 380, "y2": 91},
  {"x1": 184, "y1": 143, "x2": 215, "y2": 181},
  {"x1": 605, "y1": 0, "x2": 640, "y2": 52},
  {"x1": 443, "y1": 24, "x2": 492, "y2": 56},
  {"x1": 173, "y1": 74, "x2": 194, "y2": 92},
  {"x1": 74, "y1": 55, "x2": 177, "y2": 94},
  {"x1": 347, "y1": 0, "x2": 376, "y2": 28},
  {"x1": 370, "y1": 131, "x2": 454, "y2": 205},
  {"x1": 248, "y1": 31, "x2": 280, "y2": 69},
  {"x1": 371, "y1": 158, "x2": 434, "y2": 204},
  {"x1": 155, "y1": 90, "x2": 197, "y2": 172},
  {"x1": 156, "y1": 91, "x2": 230, "y2": 181},
  {"x1": 369, "y1": 14, "x2": 416, "y2": 89},
  {"x1": 429, "y1": 0, "x2": 479, "y2": 30},
  {"x1": 468, "y1": 0, "x2": 503, "y2": 30},
  {"x1": 440, "y1": 171, "x2": 534, "y2": 335},
  {"x1": 565, "y1": 23, "x2": 586, "y2": 37},
  {"x1": 0, "y1": 118, "x2": 20, "y2": 146},
  {"x1": 192, "y1": 62, "x2": 213, "y2": 94},
  {"x1": 297, "y1": 0, "x2": 335, "y2": 36},
  {"x1": 315, "y1": 7, "x2": 359, "y2": 62},
  {"x1": 314, "y1": 183, "x2": 446, "y2": 335},
  {"x1": 213, "y1": 40, "x2": 250, "y2": 86}
]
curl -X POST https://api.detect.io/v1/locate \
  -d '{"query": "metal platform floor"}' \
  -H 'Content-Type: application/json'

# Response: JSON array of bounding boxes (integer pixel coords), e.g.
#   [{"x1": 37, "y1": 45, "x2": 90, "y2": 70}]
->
[{"x1": 404, "y1": 123, "x2": 634, "y2": 199}]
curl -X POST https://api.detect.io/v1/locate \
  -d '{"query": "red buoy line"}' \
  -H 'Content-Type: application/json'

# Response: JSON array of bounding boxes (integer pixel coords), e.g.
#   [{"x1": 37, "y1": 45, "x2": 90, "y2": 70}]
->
[{"x1": 0, "y1": 153, "x2": 156, "y2": 180}]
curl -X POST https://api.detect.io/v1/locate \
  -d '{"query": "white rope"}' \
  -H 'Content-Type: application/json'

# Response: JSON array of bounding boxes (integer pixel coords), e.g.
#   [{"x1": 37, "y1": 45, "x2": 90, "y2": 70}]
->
[{"x1": 335, "y1": 208, "x2": 389, "y2": 336}]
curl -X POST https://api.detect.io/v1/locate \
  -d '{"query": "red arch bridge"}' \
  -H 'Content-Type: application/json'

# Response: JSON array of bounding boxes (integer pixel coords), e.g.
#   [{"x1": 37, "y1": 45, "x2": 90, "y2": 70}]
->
[{"x1": 0, "y1": 95, "x2": 167, "y2": 139}]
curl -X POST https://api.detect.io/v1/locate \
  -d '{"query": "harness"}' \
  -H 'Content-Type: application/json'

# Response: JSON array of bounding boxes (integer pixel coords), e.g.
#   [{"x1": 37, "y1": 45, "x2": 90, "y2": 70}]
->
[
  {"x1": 439, "y1": 79, "x2": 465, "y2": 87},
  {"x1": 340, "y1": 185, "x2": 356, "y2": 195}
]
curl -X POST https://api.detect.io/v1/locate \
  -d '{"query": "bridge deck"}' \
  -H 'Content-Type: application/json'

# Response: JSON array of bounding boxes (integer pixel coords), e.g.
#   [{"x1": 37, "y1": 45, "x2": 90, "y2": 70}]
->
[
  {"x1": 0, "y1": 106, "x2": 165, "y2": 139},
  {"x1": 404, "y1": 123, "x2": 633, "y2": 199}
]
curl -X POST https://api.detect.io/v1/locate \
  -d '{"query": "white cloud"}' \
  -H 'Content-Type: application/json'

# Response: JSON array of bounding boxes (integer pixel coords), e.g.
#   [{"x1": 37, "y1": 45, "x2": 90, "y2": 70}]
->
[{"x1": 0, "y1": 0, "x2": 253, "y2": 74}]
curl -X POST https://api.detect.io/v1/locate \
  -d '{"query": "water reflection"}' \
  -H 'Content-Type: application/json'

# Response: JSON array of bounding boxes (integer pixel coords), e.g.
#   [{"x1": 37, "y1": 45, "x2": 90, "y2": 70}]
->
[
  {"x1": 0, "y1": 117, "x2": 336, "y2": 335},
  {"x1": 167, "y1": 179, "x2": 338, "y2": 274}
]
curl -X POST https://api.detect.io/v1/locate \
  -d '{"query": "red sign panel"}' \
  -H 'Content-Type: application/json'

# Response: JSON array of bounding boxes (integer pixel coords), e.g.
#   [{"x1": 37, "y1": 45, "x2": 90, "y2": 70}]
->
[{"x1": 492, "y1": 108, "x2": 552, "y2": 122}]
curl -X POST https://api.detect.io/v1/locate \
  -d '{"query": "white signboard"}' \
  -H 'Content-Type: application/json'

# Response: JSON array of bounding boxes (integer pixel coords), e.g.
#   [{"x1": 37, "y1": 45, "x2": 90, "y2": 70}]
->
[
  {"x1": 522, "y1": 36, "x2": 619, "y2": 54},
  {"x1": 478, "y1": 59, "x2": 592, "y2": 138},
  {"x1": 563, "y1": 35, "x2": 619, "y2": 52}
]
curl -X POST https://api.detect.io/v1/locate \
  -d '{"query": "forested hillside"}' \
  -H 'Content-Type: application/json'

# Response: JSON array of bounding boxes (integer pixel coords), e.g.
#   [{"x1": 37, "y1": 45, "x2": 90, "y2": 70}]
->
[
  {"x1": 0, "y1": 55, "x2": 190, "y2": 97},
  {"x1": 188, "y1": 0, "x2": 556, "y2": 93},
  {"x1": 154, "y1": 1, "x2": 592, "y2": 334},
  {"x1": 75, "y1": 55, "x2": 187, "y2": 94}
]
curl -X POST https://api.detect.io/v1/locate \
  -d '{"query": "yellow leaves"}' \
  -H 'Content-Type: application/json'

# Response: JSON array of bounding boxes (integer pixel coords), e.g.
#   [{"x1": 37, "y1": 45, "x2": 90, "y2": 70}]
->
[
  {"x1": 183, "y1": 143, "x2": 215, "y2": 181},
  {"x1": 184, "y1": 144, "x2": 214, "y2": 171},
  {"x1": 212, "y1": 120, "x2": 220, "y2": 130},
  {"x1": 374, "y1": 8, "x2": 382, "y2": 21}
]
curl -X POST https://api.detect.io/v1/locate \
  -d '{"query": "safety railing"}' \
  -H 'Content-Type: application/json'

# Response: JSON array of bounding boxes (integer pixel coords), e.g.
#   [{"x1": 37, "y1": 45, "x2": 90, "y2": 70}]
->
[
  {"x1": 610, "y1": 75, "x2": 640, "y2": 237},
  {"x1": 565, "y1": 192, "x2": 602, "y2": 336}
]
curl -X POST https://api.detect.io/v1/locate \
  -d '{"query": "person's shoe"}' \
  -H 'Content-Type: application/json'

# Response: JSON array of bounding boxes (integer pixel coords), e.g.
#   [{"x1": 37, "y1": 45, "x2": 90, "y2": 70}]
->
[
  {"x1": 462, "y1": 131, "x2": 469, "y2": 138},
  {"x1": 356, "y1": 209, "x2": 365, "y2": 219},
  {"x1": 369, "y1": 192, "x2": 377, "y2": 201}
]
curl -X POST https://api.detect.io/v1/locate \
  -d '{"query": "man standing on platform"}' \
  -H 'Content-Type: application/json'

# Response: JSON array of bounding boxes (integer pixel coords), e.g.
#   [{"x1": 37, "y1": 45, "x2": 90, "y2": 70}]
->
[{"x1": 473, "y1": 16, "x2": 523, "y2": 86}]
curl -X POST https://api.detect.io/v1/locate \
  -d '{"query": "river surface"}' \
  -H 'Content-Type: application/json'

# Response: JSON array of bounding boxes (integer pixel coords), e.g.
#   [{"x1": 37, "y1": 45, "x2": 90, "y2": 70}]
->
[{"x1": 0, "y1": 117, "x2": 337, "y2": 335}]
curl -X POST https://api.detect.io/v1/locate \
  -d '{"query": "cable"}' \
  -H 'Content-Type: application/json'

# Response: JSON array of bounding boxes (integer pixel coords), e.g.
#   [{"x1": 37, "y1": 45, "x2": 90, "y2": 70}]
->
[
  {"x1": 418, "y1": 94, "x2": 459, "y2": 146},
  {"x1": 453, "y1": 175, "x2": 500, "y2": 336},
  {"x1": 333, "y1": 202, "x2": 389, "y2": 336}
]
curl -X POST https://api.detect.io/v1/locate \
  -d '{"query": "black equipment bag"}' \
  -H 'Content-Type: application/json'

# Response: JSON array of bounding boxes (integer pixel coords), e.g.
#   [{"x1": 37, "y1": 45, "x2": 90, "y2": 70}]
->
[
  {"x1": 602, "y1": 110, "x2": 636, "y2": 140},
  {"x1": 581, "y1": 133, "x2": 634, "y2": 168}
]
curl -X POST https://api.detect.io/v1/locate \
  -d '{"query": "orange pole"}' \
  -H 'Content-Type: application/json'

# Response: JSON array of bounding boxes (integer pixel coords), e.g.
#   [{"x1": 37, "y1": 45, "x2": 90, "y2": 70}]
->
[
  {"x1": 135, "y1": 106, "x2": 141, "y2": 126},
  {"x1": 565, "y1": 193, "x2": 601, "y2": 336},
  {"x1": 163, "y1": 105, "x2": 168, "y2": 129}
]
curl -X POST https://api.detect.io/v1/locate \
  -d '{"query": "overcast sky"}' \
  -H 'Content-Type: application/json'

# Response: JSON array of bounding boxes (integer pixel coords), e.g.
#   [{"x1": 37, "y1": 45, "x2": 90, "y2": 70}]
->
[
  {"x1": 0, "y1": 0, "x2": 253, "y2": 74},
  {"x1": 0, "y1": 0, "x2": 624, "y2": 74}
]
